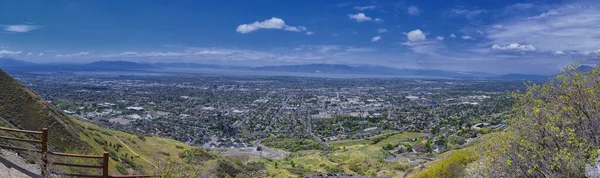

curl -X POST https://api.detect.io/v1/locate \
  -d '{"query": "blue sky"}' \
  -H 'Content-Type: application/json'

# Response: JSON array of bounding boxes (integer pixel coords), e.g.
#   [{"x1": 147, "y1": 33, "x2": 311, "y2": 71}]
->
[{"x1": 1, "y1": 0, "x2": 599, "y2": 74}]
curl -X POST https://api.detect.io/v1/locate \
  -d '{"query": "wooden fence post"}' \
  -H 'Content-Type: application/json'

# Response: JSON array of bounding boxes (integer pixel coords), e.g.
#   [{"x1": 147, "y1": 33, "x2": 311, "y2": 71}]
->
[
  {"x1": 103, "y1": 152, "x2": 109, "y2": 178},
  {"x1": 41, "y1": 128, "x2": 48, "y2": 177}
]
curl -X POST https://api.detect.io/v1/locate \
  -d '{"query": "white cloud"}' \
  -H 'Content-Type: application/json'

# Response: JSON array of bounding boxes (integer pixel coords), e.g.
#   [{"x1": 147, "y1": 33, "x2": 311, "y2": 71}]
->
[
  {"x1": 0, "y1": 50, "x2": 23, "y2": 55},
  {"x1": 491, "y1": 43, "x2": 537, "y2": 51},
  {"x1": 374, "y1": 18, "x2": 383, "y2": 22},
  {"x1": 3, "y1": 24, "x2": 41, "y2": 33},
  {"x1": 354, "y1": 6, "x2": 376, "y2": 11},
  {"x1": 55, "y1": 52, "x2": 90, "y2": 57},
  {"x1": 318, "y1": 45, "x2": 341, "y2": 53},
  {"x1": 236, "y1": 17, "x2": 307, "y2": 34},
  {"x1": 283, "y1": 26, "x2": 307, "y2": 32},
  {"x1": 193, "y1": 50, "x2": 231, "y2": 55},
  {"x1": 377, "y1": 28, "x2": 388, "y2": 33},
  {"x1": 452, "y1": 8, "x2": 486, "y2": 17},
  {"x1": 492, "y1": 25, "x2": 504, "y2": 29},
  {"x1": 38, "y1": 53, "x2": 44, "y2": 56},
  {"x1": 554, "y1": 50, "x2": 565, "y2": 55},
  {"x1": 401, "y1": 41, "x2": 441, "y2": 54},
  {"x1": 407, "y1": 6, "x2": 420, "y2": 16},
  {"x1": 118, "y1": 52, "x2": 139, "y2": 56},
  {"x1": 26, "y1": 52, "x2": 32, "y2": 56},
  {"x1": 306, "y1": 31, "x2": 314, "y2": 35},
  {"x1": 407, "y1": 29, "x2": 426, "y2": 41},
  {"x1": 485, "y1": 2, "x2": 600, "y2": 54},
  {"x1": 461, "y1": 36, "x2": 474, "y2": 40},
  {"x1": 507, "y1": 3, "x2": 535, "y2": 10},
  {"x1": 371, "y1": 36, "x2": 381, "y2": 42},
  {"x1": 450, "y1": 34, "x2": 456, "y2": 38},
  {"x1": 348, "y1": 13, "x2": 372, "y2": 22},
  {"x1": 436, "y1": 36, "x2": 444, "y2": 40},
  {"x1": 526, "y1": 10, "x2": 558, "y2": 20}
]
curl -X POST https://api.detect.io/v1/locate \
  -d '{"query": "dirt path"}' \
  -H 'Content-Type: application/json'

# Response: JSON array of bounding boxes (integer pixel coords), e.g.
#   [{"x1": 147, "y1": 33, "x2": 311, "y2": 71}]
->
[
  {"x1": 0, "y1": 150, "x2": 41, "y2": 178},
  {"x1": 112, "y1": 135, "x2": 158, "y2": 168}
]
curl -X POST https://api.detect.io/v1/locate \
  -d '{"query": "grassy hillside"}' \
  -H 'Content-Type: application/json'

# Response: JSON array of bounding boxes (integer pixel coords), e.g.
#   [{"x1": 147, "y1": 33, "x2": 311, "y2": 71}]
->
[
  {"x1": 0, "y1": 69, "x2": 89, "y2": 152},
  {"x1": 253, "y1": 132, "x2": 426, "y2": 177},
  {"x1": 0, "y1": 69, "x2": 263, "y2": 176}
]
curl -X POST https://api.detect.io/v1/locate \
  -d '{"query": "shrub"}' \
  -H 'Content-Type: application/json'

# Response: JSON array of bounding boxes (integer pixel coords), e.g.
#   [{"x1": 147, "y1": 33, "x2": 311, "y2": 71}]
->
[{"x1": 413, "y1": 149, "x2": 477, "y2": 178}]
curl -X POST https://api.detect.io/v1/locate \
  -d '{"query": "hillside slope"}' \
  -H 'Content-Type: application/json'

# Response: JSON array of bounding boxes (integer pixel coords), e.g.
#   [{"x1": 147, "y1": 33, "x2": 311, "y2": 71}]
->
[
  {"x1": 0, "y1": 69, "x2": 260, "y2": 176},
  {"x1": 0, "y1": 69, "x2": 89, "y2": 152}
]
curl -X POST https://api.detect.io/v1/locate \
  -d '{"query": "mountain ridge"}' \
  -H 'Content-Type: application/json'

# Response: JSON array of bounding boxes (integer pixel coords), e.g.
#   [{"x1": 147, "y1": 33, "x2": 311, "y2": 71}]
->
[{"x1": 0, "y1": 58, "x2": 576, "y2": 80}]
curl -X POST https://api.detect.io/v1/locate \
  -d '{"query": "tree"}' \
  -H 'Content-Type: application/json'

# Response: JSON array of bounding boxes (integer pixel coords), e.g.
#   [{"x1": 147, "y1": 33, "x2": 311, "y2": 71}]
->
[{"x1": 477, "y1": 62, "x2": 600, "y2": 177}]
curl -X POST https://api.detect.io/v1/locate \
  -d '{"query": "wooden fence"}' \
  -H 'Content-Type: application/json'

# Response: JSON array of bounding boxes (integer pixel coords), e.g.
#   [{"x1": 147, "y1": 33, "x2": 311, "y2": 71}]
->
[{"x1": 0, "y1": 127, "x2": 156, "y2": 178}]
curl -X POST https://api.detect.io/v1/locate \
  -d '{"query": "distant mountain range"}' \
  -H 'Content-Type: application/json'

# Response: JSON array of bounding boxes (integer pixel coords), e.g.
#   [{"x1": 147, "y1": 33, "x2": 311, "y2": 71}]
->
[
  {"x1": 1, "y1": 58, "x2": 584, "y2": 80},
  {"x1": 0, "y1": 58, "x2": 158, "y2": 72}
]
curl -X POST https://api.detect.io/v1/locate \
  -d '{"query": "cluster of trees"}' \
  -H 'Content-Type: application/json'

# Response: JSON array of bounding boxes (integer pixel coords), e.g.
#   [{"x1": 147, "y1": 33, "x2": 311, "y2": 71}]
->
[{"x1": 261, "y1": 138, "x2": 324, "y2": 152}]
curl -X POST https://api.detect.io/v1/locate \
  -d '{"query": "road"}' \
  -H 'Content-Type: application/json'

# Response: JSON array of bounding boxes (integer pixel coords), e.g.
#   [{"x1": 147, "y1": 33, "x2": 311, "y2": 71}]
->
[
  {"x1": 384, "y1": 152, "x2": 434, "y2": 163},
  {"x1": 306, "y1": 111, "x2": 329, "y2": 148},
  {"x1": 253, "y1": 140, "x2": 283, "y2": 157},
  {"x1": 217, "y1": 140, "x2": 284, "y2": 158}
]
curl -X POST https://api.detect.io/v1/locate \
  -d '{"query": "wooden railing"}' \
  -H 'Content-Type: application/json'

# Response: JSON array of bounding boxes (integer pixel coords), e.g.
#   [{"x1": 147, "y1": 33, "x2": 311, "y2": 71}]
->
[{"x1": 0, "y1": 127, "x2": 157, "y2": 178}]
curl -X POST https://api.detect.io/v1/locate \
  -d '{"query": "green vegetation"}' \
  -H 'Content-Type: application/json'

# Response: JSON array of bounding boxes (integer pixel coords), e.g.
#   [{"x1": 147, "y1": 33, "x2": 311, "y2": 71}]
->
[
  {"x1": 0, "y1": 69, "x2": 89, "y2": 151},
  {"x1": 477, "y1": 62, "x2": 600, "y2": 177},
  {"x1": 413, "y1": 149, "x2": 477, "y2": 178},
  {"x1": 262, "y1": 137, "x2": 324, "y2": 152}
]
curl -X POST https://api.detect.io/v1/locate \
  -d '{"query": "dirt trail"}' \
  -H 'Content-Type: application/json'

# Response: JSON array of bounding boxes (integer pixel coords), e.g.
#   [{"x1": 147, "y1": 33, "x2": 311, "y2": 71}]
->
[
  {"x1": 112, "y1": 135, "x2": 158, "y2": 168},
  {"x1": 0, "y1": 149, "x2": 41, "y2": 178}
]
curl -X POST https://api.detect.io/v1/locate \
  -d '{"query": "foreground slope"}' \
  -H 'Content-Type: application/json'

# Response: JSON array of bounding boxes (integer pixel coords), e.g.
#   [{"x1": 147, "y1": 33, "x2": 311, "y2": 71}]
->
[
  {"x1": 0, "y1": 69, "x2": 260, "y2": 176},
  {"x1": 0, "y1": 69, "x2": 89, "y2": 152}
]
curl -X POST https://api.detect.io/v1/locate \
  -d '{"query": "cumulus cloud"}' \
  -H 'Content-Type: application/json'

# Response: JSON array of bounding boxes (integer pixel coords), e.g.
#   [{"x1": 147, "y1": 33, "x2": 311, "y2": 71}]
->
[
  {"x1": 377, "y1": 28, "x2": 387, "y2": 33},
  {"x1": 348, "y1": 13, "x2": 372, "y2": 22},
  {"x1": 407, "y1": 5, "x2": 420, "y2": 16},
  {"x1": 354, "y1": 6, "x2": 376, "y2": 11},
  {"x1": 3, "y1": 24, "x2": 41, "y2": 33},
  {"x1": 0, "y1": 50, "x2": 23, "y2": 55},
  {"x1": 55, "y1": 52, "x2": 90, "y2": 57},
  {"x1": 26, "y1": 52, "x2": 32, "y2": 55},
  {"x1": 554, "y1": 50, "x2": 565, "y2": 55},
  {"x1": 371, "y1": 36, "x2": 381, "y2": 42},
  {"x1": 236, "y1": 17, "x2": 307, "y2": 34},
  {"x1": 461, "y1": 35, "x2": 474, "y2": 40},
  {"x1": 407, "y1": 29, "x2": 426, "y2": 41},
  {"x1": 306, "y1": 31, "x2": 314, "y2": 35},
  {"x1": 374, "y1": 18, "x2": 383, "y2": 22},
  {"x1": 450, "y1": 34, "x2": 456, "y2": 38},
  {"x1": 436, "y1": 36, "x2": 444, "y2": 40},
  {"x1": 491, "y1": 43, "x2": 537, "y2": 51},
  {"x1": 38, "y1": 53, "x2": 44, "y2": 56}
]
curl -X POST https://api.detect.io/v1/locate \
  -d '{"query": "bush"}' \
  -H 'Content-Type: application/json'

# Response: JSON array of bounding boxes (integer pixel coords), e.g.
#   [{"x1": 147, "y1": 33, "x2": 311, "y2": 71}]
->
[
  {"x1": 413, "y1": 149, "x2": 477, "y2": 178},
  {"x1": 479, "y1": 62, "x2": 600, "y2": 177},
  {"x1": 382, "y1": 143, "x2": 395, "y2": 150},
  {"x1": 158, "y1": 151, "x2": 171, "y2": 156},
  {"x1": 326, "y1": 166, "x2": 344, "y2": 173},
  {"x1": 116, "y1": 164, "x2": 128, "y2": 174}
]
